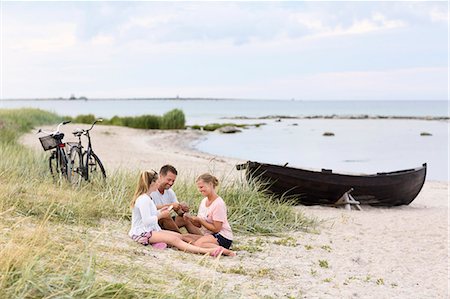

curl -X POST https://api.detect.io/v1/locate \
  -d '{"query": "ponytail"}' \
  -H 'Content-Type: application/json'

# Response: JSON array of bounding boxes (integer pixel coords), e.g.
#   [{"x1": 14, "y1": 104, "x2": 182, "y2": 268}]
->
[{"x1": 130, "y1": 170, "x2": 158, "y2": 208}]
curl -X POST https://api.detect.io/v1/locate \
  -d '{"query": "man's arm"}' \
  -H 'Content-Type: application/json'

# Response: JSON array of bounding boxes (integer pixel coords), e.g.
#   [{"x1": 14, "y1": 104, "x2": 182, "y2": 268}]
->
[{"x1": 156, "y1": 202, "x2": 179, "y2": 210}]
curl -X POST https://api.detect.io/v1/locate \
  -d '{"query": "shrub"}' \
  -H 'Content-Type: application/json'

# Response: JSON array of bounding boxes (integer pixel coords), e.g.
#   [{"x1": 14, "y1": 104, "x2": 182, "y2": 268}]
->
[
  {"x1": 74, "y1": 114, "x2": 96, "y2": 124},
  {"x1": 129, "y1": 115, "x2": 161, "y2": 129},
  {"x1": 0, "y1": 108, "x2": 62, "y2": 143},
  {"x1": 161, "y1": 109, "x2": 185, "y2": 129},
  {"x1": 189, "y1": 125, "x2": 202, "y2": 130},
  {"x1": 108, "y1": 115, "x2": 123, "y2": 126}
]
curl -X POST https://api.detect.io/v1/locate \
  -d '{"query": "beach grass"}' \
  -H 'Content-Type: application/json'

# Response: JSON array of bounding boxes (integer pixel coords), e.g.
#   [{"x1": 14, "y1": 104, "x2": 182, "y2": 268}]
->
[
  {"x1": 160, "y1": 108, "x2": 186, "y2": 130},
  {"x1": 64, "y1": 108, "x2": 186, "y2": 130},
  {"x1": 0, "y1": 108, "x2": 317, "y2": 297}
]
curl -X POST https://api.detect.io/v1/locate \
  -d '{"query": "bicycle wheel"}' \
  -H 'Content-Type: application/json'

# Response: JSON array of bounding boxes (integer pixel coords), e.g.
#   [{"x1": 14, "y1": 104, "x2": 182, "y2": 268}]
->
[
  {"x1": 48, "y1": 153, "x2": 58, "y2": 179},
  {"x1": 49, "y1": 149, "x2": 67, "y2": 181},
  {"x1": 85, "y1": 152, "x2": 106, "y2": 182},
  {"x1": 59, "y1": 148, "x2": 71, "y2": 181},
  {"x1": 69, "y1": 146, "x2": 83, "y2": 184}
]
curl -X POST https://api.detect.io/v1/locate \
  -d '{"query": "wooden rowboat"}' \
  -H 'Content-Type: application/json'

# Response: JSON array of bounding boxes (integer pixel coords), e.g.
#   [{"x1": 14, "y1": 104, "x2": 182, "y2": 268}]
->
[{"x1": 236, "y1": 161, "x2": 427, "y2": 206}]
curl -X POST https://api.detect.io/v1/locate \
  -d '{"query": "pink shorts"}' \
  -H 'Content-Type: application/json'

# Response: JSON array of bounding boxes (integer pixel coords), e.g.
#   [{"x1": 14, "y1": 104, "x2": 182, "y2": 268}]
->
[
  {"x1": 131, "y1": 231, "x2": 153, "y2": 246},
  {"x1": 131, "y1": 231, "x2": 167, "y2": 249}
]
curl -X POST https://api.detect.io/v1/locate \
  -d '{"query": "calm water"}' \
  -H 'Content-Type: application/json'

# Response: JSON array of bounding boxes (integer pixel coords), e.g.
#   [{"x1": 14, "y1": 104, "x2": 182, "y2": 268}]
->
[
  {"x1": 195, "y1": 118, "x2": 448, "y2": 181},
  {"x1": 0, "y1": 99, "x2": 448, "y2": 124},
  {"x1": 1, "y1": 99, "x2": 448, "y2": 180}
]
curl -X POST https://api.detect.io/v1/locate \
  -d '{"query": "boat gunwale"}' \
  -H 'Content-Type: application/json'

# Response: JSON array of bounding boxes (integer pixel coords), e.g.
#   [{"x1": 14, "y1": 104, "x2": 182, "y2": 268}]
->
[{"x1": 246, "y1": 161, "x2": 427, "y2": 180}]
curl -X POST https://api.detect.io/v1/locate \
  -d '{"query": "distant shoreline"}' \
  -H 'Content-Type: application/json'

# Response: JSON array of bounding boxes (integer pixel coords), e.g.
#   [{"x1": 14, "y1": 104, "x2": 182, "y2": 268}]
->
[
  {"x1": 224, "y1": 115, "x2": 450, "y2": 121},
  {"x1": 1, "y1": 98, "x2": 448, "y2": 120},
  {"x1": 1, "y1": 97, "x2": 264, "y2": 102},
  {"x1": 1, "y1": 98, "x2": 448, "y2": 102}
]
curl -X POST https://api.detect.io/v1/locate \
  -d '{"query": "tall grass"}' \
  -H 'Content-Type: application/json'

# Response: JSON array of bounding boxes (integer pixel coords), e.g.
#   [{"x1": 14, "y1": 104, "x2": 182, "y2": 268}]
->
[
  {"x1": 160, "y1": 108, "x2": 185, "y2": 129},
  {"x1": 0, "y1": 108, "x2": 62, "y2": 143},
  {"x1": 66, "y1": 108, "x2": 185, "y2": 130},
  {"x1": 173, "y1": 176, "x2": 316, "y2": 234}
]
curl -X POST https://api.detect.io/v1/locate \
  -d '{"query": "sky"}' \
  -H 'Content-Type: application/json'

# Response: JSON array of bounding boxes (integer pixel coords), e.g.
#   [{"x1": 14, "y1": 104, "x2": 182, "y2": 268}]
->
[{"x1": 1, "y1": 1, "x2": 448, "y2": 100}]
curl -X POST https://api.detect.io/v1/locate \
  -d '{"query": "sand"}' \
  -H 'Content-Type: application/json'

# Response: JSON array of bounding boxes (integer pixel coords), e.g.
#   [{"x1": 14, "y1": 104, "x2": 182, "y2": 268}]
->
[{"x1": 21, "y1": 124, "x2": 449, "y2": 298}]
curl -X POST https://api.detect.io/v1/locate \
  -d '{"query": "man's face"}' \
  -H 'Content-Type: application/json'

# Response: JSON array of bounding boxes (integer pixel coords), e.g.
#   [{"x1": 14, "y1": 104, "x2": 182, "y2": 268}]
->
[{"x1": 159, "y1": 171, "x2": 177, "y2": 190}]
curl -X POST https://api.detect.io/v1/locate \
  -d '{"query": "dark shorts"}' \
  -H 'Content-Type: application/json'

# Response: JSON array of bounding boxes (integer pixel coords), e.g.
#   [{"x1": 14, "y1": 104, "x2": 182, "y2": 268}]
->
[{"x1": 212, "y1": 233, "x2": 233, "y2": 249}]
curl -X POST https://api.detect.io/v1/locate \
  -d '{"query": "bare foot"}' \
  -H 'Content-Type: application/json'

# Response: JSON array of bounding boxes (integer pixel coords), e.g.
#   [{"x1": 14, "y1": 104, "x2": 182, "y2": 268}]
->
[
  {"x1": 209, "y1": 246, "x2": 235, "y2": 257},
  {"x1": 222, "y1": 248, "x2": 236, "y2": 256}
]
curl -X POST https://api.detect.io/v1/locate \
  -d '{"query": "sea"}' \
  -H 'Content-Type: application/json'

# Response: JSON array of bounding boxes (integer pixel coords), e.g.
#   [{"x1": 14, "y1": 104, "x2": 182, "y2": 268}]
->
[{"x1": 1, "y1": 99, "x2": 448, "y2": 181}]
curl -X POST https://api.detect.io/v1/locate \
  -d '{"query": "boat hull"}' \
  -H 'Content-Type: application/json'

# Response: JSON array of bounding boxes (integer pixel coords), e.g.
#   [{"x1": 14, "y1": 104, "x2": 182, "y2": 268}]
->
[{"x1": 238, "y1": 161, "x2": 427, "y2": 206}]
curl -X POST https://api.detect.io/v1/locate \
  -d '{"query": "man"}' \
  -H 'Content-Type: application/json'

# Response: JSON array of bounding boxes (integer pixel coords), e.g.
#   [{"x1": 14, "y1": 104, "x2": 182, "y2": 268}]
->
[{"x1": 151, "y1": 165, "x2": 190, "y2": 233}]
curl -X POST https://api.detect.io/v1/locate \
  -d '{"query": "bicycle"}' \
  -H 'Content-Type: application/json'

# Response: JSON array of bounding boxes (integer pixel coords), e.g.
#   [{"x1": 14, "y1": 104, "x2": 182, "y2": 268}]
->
[
  {"x1": 68, "y1": 119, "x2": 106, "y2": 183},
  {"x1": 37, "y1": 121, "x2": 72, "y2": 181}
]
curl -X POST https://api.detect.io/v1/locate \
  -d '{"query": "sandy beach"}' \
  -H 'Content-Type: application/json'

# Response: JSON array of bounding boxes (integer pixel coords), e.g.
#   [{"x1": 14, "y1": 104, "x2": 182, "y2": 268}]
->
[{"x1": 21, "y1": 124, "x2": 449, "y2": 298}]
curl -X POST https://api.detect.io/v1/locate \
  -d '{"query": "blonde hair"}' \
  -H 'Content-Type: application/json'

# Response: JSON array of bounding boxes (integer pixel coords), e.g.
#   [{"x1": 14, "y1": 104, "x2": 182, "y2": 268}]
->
[
  {"x1": 130, "y1": 170, "x2": 158, "y2": 208},
  {"x1": 196, "y1": 173, "x2": 219, "y2": 188}
]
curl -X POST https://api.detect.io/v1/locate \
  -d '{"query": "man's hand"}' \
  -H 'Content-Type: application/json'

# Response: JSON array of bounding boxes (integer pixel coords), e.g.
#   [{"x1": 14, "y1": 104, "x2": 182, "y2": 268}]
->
[
  {"x1": 180, "y1": 202, "x2": 189, "y2": 212},
  {"x1": 171, "y1": 202, "x2": 180, "y2": 211},
  {"x1": 158, "y1": 209, "x2": 171, "y2": 219}
]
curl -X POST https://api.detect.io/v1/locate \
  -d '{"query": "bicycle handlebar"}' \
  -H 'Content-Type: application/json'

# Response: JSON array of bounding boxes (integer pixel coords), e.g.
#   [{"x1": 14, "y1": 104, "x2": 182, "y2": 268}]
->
[
  {"x1": 37, "y1": 120, "x2": 71, "y2": 135},
  {"x1": 86, "y1": 119, "x2": 103, "y2": 132}
]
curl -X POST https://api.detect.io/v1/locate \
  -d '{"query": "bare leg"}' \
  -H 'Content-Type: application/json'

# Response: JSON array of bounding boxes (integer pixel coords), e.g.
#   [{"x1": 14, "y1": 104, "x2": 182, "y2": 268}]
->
[
  {"x1": 182, "y1": 216, "x2": 203, "y2": 235},
  {"x1": 181, "y1": 233, "x2": 203, "y2": 244},
  {"x1": 193, "y1": 235, "x2": 220, "y2": 248},
  {"x1": 158, "y1": 218, "x2": 181, "y2": 233},
  {"x1": 162, "y1": 230, "x2": 183, "y2": 238},
  {"x1": 174, "y1": 216, "x2": 187, "y2": 228},
  {"x1": 149, "y1": 231, "x2": 234, "y2": 256}
]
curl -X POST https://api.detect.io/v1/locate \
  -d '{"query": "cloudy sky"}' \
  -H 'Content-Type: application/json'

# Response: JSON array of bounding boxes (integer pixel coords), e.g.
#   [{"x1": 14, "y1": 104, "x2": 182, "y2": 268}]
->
[{"x1": 1, "y1": 1, "x2": 448, "y2": 100}]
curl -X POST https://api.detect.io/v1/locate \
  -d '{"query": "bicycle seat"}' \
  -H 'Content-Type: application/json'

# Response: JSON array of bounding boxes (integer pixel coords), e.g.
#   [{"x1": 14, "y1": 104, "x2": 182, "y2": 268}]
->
[
  {"x1": 72, "y1": 129, "x2": 84, "y2": 137},
  {"x1": 53, "y1": 133, "x2": 64, "y2": 141}
]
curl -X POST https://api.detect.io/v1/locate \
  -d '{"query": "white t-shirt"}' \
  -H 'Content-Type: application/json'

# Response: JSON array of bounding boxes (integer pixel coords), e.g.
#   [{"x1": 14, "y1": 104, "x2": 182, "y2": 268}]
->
[
  {"x1": 150, "y1": 188, "x2": 178, "y2": 207},
  {"x1": 129, "y1": 194, "x2": 162, "y2": 237}
]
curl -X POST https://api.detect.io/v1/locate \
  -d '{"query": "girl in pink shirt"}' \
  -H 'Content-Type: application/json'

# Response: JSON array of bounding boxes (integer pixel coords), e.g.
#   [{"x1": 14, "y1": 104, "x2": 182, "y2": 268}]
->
[{"x1": 183, "y1": 174, "x2": 234, "y2": 249}]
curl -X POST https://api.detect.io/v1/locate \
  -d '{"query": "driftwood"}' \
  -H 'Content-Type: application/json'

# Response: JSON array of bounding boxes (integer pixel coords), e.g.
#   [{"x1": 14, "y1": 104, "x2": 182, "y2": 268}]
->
[{"x1": 334, "y1": 188, "x2": 362, "y2": 211}]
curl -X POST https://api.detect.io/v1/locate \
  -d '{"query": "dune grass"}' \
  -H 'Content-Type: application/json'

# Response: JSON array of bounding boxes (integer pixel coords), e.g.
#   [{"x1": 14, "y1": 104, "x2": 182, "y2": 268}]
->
[
  {"x1": 0, "y1": 108, "x2": 317, "y2": 297},
  {"x1": 65, "y1": 108, "x2": 186, "y2": 130},
  {"x1": 173, "y1": 176, "x2": 315, "y2": 234}
]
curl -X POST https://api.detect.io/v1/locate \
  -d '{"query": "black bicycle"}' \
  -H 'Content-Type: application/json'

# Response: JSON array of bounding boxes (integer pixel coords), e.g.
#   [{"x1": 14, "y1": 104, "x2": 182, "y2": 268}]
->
[
  {"x1": 68, "y1": 119, "x2": 106, "y2": 183},
  {"x1": 37, "y1": 121, "x2": 72, "y2": 181}
]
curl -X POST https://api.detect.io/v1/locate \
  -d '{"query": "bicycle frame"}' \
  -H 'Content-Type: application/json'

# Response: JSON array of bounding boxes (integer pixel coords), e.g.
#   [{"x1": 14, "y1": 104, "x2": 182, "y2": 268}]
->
[
  {"x1": 69, "y1": 119, "x2": 106, "y2": 181},
  {"x1": 38, "y1": 121, "x2": 72, "y2": 181},
  {"x1": 50, "y1": 144, "x2": 69, "y2": 178}
]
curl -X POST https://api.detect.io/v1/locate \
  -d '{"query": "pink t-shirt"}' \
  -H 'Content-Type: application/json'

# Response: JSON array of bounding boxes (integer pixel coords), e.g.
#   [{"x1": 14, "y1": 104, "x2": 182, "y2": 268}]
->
[{"x1": 197, "y1": 196, "x2": 233, "y2": 240}]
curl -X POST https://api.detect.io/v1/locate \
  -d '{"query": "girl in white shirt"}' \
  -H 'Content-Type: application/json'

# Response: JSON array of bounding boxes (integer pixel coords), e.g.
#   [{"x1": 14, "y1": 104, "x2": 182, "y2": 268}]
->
[{"x1": 129, "y1": 170, "x2": 235, "y2": 257}]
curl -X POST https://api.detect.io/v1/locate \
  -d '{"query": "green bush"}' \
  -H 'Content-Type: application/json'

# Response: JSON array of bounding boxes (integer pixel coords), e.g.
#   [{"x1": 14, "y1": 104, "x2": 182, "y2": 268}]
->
[
  {"x1": 161, "y1": 109, "x2": 185, "y2": 129},
  {"x1": 129, "y1": 115, "x2": 161, "y2": 129},
  {"x1": 107, "y1": 115, "x2": 123, "y2": 126},
  {"x1": 80, "y1": 110, "x2": 185, "y2": 130},
  {"x1": 190, "y1": 125, "x2": 202, "y2": 130},
  {"x1": 74, "y1": 114, "x2": 96, "y2": 124},
  {"x1": 0, "y1": 108, "x2": 62, "y2": 143}
]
